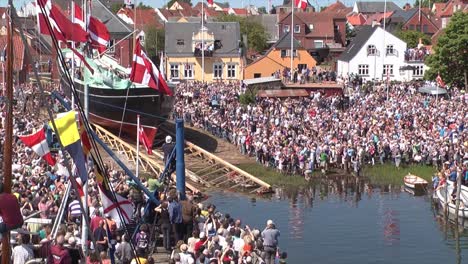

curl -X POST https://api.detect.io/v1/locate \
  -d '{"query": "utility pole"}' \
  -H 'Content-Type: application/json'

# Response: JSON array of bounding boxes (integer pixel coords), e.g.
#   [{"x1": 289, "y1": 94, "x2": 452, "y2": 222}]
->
[{"x1": 1, "y1": 1, "x2": 14, "y2": 263}]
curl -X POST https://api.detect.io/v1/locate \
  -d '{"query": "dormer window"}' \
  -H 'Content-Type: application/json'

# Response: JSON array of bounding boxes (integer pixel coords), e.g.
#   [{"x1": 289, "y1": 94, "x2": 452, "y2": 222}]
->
[
  {"x1": 294, "y1": 25, "x2": 300, "y2": 33},
  {"x1": 177, "y1": 39, "x2": 185, "y2": 46},
  {"x1": 309, "y1": 24, "x2": 314, "y2": 30},
  {"x1": 284, "y1": 25, "x2": 290, "y2": 33},
  {"x1": 367, "y1": 45, "x2": 377, "y2": 56}
]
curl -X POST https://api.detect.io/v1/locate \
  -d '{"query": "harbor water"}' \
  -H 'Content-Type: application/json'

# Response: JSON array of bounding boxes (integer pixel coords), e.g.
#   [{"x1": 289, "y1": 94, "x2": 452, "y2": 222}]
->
[{"x1": 206, "y1": 177, "x2": 468, "y2": 264}]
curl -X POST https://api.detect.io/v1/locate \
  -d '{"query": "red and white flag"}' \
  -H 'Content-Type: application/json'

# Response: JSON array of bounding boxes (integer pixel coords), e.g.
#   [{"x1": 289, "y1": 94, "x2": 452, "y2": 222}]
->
[
  {"x1": 73, "y1": 2, "x2": 110, "y2": 53},
  {"x1": 130, "y1": 39, "x2": 173, "y2": 96},
  {"x1": 36, "y1": 0, "x2": 88, "y2": 43},
  {"x1": 98, "y1": 185, "x2": 134, "y2": 226},
  {"x1": 436, "y1": 73, "x2": 445, "y2": 87},
  {"x1": 139, "y1": 125, "x2": 153, "y2": 155},
  {"x1": 18, "y1": 129, "x2": 56, "y2": 166},
  {"x1": 295, "y1": 0, "x2": 308, "y2": 10}
]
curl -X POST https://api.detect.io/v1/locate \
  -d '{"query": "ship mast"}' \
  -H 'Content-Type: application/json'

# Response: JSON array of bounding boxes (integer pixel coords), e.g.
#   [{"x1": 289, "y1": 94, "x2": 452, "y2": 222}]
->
[{"x1": 1, "y1": 1, "x2": 14, "y2": 262}]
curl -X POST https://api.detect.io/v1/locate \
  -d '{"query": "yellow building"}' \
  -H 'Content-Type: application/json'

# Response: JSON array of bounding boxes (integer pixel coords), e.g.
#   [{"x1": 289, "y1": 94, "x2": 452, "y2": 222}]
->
[
  {"x1": 164, "y1": 21, "x2": 243, "y2": 82},
  {"x1": 244, "y1": 32, "x2": 317, "y2": 79}
]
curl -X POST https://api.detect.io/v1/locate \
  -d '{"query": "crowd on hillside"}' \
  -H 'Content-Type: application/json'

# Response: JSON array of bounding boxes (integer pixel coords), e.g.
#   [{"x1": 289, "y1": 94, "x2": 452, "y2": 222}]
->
[
  {"x1": 174, "y1": 81, "x2": 468, "y2": 184},
  {"x1": 0, "y1": 83, "x2": 284, "y2": 264}
]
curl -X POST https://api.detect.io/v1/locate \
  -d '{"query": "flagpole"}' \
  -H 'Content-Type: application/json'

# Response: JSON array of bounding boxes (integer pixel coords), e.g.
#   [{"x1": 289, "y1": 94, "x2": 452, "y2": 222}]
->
[
  {"x1": 383, "y1": 0, "x2": 388, "y2": 100},
  {"x1": 202, "y1": 1, "x2": 205, "y2": 83},
  {"x1": 290, "y1": 0, "x2": 294, "y2": 82},
  {"x1": 136, "y1": 114, "x2": 140, "y2": 178},
  {"x1": 71, "y1": 1, "x2": 75, "y2": 109}
]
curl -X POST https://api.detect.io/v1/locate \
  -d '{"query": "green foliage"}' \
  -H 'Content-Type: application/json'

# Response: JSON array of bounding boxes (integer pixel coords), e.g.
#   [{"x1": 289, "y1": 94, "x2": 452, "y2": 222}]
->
[
  {"x1": 216, "y1": 14, "x2": 269, "y2": 52},
  {"x1": 110, "y1": 3, "x2": 123, "y2": 14},
  {"x1": 395, "y1": 30, "x2": 430, "y2": 48},
  {"x1": 144, "y1": 26, "x2": 165, "y2": 59},
  {"x1": 258, "y1": 6, "x2": 267, "y2": 14},
  {"x1": 167, "y1": 0, "x2": 192, "y2": 8},
  {"x1": 363, "y1": 163, "x2": 436, "y2": 186},
  {"x1": 137, "y1": 2, "x2": 153, "y2": 9},
  {"x1": 239, "y1": 87, "x2": 258, "y2": 105},
  {"x1": 425, "y1": 12, "x2": 468, "y2": 87},
  {"x1": 414, "y1": 0, "x2": 446, "y2": 8}
]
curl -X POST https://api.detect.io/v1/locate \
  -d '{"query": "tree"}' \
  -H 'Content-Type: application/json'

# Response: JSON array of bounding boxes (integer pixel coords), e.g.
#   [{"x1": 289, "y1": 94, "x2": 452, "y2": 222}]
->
[
  {"x1": 395, "y1": 30, "x2": 430, "y2": 48},
  {"x1": 413, "y1": 0, "x2": 446, "y2": 8},
  {"x1": 144, "y1": 25, "x2": 165, "y2": 59},
  {"x1": 167, "y1": 0, "x2": 192, "y2": 8},
  {"x1": 110, "y1": 3, "x2": 124, "y2": 14},
  {"x1": 137, "y1": 2, "x2": 153, "y2": 9},
  {"x1": 425, "y1": 12, "x2": 468, "y2": 88},
  {"x1": 216, "y1": 14, "x2": 269, "y2": 52},
  {"x1": 258, "y1": 6, "x2": 267, "y2": 14}
]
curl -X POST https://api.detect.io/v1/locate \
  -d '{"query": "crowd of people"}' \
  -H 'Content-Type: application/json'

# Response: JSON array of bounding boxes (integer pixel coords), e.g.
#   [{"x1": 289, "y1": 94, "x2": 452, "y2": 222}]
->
[
  {"x1": 0, "y1": 83, "x2": 284, "y2": 264},
  {"x1": 275, "y1": 67, "x2": 337, "y2": 85},
  {"x1": 174, "y1": 81, "x2": 468, "y2": 184}
]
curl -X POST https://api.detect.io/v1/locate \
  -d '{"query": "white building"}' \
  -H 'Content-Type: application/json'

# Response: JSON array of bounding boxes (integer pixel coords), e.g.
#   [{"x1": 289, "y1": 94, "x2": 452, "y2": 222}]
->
[{"x1": 337, "y1": 25, "x2": 428, "y2": 82}]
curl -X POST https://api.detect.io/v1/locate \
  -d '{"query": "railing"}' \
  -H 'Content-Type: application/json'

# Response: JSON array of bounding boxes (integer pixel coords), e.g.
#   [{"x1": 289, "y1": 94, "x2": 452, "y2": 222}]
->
[
  {"x1": 194, "y1": 49, "x2": 213, "y2": 57},
  {"x1": 367, "y1": 49, "x2": 380, "y2": 56}
]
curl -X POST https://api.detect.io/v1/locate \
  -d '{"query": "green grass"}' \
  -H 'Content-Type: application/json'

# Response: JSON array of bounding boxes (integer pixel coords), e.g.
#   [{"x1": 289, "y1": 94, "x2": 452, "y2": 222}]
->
[
  {"x1": 238, "y1": 163, "x2": 311, "y2": 187},
  {"x1": 362, "y1": 163, "x2": 437, "y2": 186}
]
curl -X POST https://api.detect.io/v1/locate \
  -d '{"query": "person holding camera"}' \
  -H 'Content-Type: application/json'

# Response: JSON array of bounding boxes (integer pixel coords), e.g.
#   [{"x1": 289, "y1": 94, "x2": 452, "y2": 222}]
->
[{"x1": 261, "y1": 220, "x2": 280, "y2": 264}]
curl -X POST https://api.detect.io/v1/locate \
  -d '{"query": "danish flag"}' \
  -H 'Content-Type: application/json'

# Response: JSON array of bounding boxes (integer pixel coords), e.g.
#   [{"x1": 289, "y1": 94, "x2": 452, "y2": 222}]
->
[
  {"x1": 139, "y1": 124, "x2": 153, "y2": 155},
  {"x1": 36, "y1": 0, "x2": 88, "y2": 43},
  {"x1": 130, "y1": 39, "x2": 173, "y2": 95},
  {"x1": 436, "y1": 73, "x2": 445, "y2": 87},
  {"x1": 18, "y1": 129, "x2": 56, "y2": 166},
  {"x1": 73, "y1": 2, "x2": 110, "y2": 53},
  {"x1": 295, "y1": 0, "x2": 308, "y2": 10}
]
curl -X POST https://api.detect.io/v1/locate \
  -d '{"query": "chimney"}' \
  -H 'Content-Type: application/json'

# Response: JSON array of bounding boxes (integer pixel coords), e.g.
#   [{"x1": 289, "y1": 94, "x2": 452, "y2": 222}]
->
[{"x1": 372, "y1": 19, "x2": 381, "y2": 27}]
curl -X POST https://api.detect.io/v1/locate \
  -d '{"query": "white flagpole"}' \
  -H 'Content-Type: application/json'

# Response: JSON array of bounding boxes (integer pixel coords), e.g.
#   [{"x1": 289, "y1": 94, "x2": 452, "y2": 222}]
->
[
  {"x1": 71, "y1": 1, "x2": 75, "y2": 109},
  {"x1": 202, "y1": 1, "x2": 205, "y2": 83},
  {"x1": 383, "y1": 0, "x2": 388, "y2": 100},
  {"x1": 290, "y1": 0, "x2": 294, "y2": 82},
  {"x1": 136, "y1": 114, "x2": 140, "y2": 178}
]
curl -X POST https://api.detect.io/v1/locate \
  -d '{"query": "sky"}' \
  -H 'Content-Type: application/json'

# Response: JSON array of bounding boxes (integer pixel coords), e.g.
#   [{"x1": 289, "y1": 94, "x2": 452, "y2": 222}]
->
[{"x1": 1, "y1": 0, "x2": 414, "y2": 9}]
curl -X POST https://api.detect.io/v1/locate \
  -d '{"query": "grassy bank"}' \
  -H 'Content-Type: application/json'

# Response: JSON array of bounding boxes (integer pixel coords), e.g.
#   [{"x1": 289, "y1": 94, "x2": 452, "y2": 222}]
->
[
  {"x1": 237, "y1": 163, "x2": 310, "y2": 187},
  {"x1": 238, "y1": 162, "x2": 437, "y2": 188},
  {"x1": 362, "y1": 163, "x2": 436, "y2": 186}
]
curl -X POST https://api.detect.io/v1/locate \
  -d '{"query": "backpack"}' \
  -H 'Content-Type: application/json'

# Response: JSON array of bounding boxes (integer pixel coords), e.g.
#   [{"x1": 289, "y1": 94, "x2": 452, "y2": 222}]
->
[{"x1": 137, "y1": 232, "x2": 148, "y2": 249}]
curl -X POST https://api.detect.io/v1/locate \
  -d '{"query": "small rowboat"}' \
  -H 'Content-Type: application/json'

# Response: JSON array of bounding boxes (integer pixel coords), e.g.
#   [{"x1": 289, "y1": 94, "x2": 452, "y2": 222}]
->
[{"x1": 403, "y1": 174, "x2": 428, "y2": 192}]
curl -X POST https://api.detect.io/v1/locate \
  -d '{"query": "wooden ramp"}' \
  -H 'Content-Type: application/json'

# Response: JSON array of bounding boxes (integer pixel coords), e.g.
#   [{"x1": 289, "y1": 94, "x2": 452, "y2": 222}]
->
[
  {"x1": 92, "y1": 124, "x2": 202, "y2": 194},
  {"x1": 160, "y1": 127, "x2": 272, "y2": 194}
]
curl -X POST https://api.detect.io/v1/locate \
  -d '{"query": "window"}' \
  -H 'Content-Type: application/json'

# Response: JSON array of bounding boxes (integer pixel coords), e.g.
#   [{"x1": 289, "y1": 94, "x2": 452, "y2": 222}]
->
[
  {"x1": 413, "y1": 65, "x2": 424, "y2": 76},
  {"x1": 139, "y1": 34, "x2": 145, "y2": 42},
  {"x1": 227, "y1": 64, "x2": 236, "y2": 79},
  {"x1": 334, "y1": 25, "x2": 340, "y2": 31},
  {"x1": 314, "y1": 40, "x2": 324, "y2": 48},
  {"x1": 254, "y1": 73, "x2": 261, "y2": 78},
  {"x1": 383, "y1": 64, "x2": 394, "y2": 76},
  {"x1": 367, "y1": 45, "x2": 377, "y2": 56},
  {"x1": 386, "y1": 45, "x2": 395, "y2": 56},
  {"x1": 184, "y1": 64, "x2": 194, "y2": 79},
  {"x1": 170, "y1": 64, "x2": 179, "y2": 79},
  {"x1": 221, "y1": 25, "x2": 226, "y2": 30},
  {"x1": 283, "y1": 25, "x2": 290, "y2": 33},
  {"x1": 298, "y1": 64, "x2": 307, "y2": 70},
  {"x1": 409, "y1": 24, "x2": 415, "y2": 30},
  {"x1": 416, "y1": 25, "x2": 421, "y2": 31},
  {"x1": 294, "y1": 24, "x2": 300, "y2": 33},
  {"x1": 285, "y1": 50, "x2": 297, "y2": 57},
  {"x1": 281, "y1": 50, "x2": 287, "y2": 57},
  {"x1": 177, "y1": 39, "x2": 184, "y2": 46},
  {"x1": 358, "y1": 64, "x2": 369, "y2": 75},
  {"x1": 213, "y1": 63, "x2": 223, "y2": 79},
  {"x1": 108, "y1": 39, "x2": 115, "y2": 53},
  {"x1": 309, "y1": 24, "x2": 314, "y2": 30},
  {"x1": 423, "y1": 25, "x2": 428, "y2": 33}
]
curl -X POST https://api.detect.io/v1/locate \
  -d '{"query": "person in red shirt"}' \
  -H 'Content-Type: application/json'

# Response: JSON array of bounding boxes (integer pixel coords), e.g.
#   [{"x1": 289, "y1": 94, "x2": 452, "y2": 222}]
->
[
  {"x1": 48, "y1": 234, "x2": 72, "y2": 264},
  {"x1": 0, "y1": 183, "x2": 23, "y2": 235},
  {"x1": 90, "y1": 211, "x2": 104, "y2": 233},
  {"x1": 193, "y1": 232, "x2": 208, "y2": 257}
]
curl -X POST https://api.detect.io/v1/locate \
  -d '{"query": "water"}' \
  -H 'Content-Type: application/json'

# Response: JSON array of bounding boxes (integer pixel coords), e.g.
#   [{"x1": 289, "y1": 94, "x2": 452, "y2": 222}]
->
[{"x1": 205, "y1": 177, "x2": 468, "y2": 264}]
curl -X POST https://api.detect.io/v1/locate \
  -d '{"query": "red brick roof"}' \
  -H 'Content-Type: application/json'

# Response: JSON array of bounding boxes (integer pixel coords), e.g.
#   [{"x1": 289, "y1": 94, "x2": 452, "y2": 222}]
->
[
  {"x1": 119, "y1": 8, "x2": 163, "y2": 30},
  {"x1": 347, "y1": 13, "x2": 367, "y2": 26},
  {"x1": 364, "y1": 11, "x2": 393, "y2": 25},
  {"x1": 231, "y1": 8, "x2": 248, "y2": 16},
  {"x1": 280, "y1": 12, "x2": 347, "y2": 38},
  {"x1": 322, "y1": 1, "x2": 348, "y2": 13},
  {"x1": 193, "y1": 3, "x2": 225, "y2": 17},
  {"x1": 433, "y1": 2, "x2": 446, "y2": 17},
  {"x1": 0, "y1": 32, "x2": 25, "y2": 71}
]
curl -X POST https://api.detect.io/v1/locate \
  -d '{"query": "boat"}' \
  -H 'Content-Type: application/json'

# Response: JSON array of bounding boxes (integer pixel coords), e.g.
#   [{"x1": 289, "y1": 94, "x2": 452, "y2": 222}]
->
[
  {"x1": 60, "y1": 48, "x2": 175, "y2": 142},
  {"x1": 435, "y1": 182, "x2": 468, "y2": 218},
  {"x1": 403, "y1": 173, "x2": 429, "y2": 192}
]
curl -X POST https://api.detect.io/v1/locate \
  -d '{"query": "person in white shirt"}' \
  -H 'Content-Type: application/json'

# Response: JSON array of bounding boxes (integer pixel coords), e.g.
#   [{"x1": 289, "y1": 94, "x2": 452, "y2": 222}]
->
[{"x1": 12, "y1": 233, "x2": 34, "y2": 264}]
